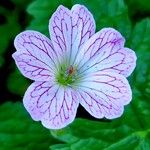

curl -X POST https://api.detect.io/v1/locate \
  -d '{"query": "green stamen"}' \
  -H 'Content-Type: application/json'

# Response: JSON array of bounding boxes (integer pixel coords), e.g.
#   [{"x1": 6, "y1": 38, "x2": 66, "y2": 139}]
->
[{"x1": 56, "y1": 63, "x2": 78, "y2": 86}]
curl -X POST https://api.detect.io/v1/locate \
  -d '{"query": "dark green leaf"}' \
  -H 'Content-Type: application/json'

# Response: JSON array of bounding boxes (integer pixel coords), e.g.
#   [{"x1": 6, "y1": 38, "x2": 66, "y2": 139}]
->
[
  {"x1": 50, "y1": 17, "x2": 150, "y2": 150},
  {"x1": 27, "y1": 0, "x2": 131, "y2": 39},
  {"x1": 125, "y1": 0, "x2": 150, "y2": 15},
  {"x1": 12, "y1": 0, "x2": 32, "y2": 8},
  {"x1": 72, "y1": 0, "x2": 131, "y2": 39},
  {"x1": 7, "y1": 69, "x2": 30, "y2": 95},
  {"x1": 0, "y1": 102, "x2": 59, "y2": 150},
  {"x1": 16, "y1": 1, "x2": 150, "y2": 150},
  {"x1": 27, "y1": 0, "x2": 71, "y2": 36},
  {"x1": 0, "y1": 7, "x2": 20, "y2": 67},
  {"x1": 129, "y1": 19, "x2": 150, "y2": 98},
  {"x1": 50, "y1": 115, "x2": 150, "y2": 150}
]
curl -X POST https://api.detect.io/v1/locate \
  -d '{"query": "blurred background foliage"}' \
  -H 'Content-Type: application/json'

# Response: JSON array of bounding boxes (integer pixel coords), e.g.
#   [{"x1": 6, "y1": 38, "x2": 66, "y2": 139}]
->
[{"x1": 0, "y1": 0, "x2": 150, "y2": 149}]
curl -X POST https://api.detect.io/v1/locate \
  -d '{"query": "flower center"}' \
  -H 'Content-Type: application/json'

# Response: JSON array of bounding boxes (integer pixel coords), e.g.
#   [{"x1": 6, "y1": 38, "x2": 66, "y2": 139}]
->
[{"x1": 56, "y1": 64, "x2": 79, "y2": 86}]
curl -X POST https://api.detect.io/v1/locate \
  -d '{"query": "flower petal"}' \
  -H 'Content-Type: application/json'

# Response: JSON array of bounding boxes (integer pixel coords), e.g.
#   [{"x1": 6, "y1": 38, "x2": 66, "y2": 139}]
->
[
  {"x1": 77, "y1": 72, "x2": 131, "y2": 119},
  {"x1": 49, "y1": 4, "x2": 95, "y2": 64},
  {"x1": 75, "y1": 28, "x2": 136, "y2": 77},
  {"x1": 13, "y1": 31, "x2": 58, "y2": 81},
  {"x1": 70, "y1": 4, "x2": 96, "y2": 64},
  {"x1": 23, "y1": 81, "x2": 79, "y2": 129},
  {"x1": 71, "y1": 4, "x2": 95, "y2": 49}
]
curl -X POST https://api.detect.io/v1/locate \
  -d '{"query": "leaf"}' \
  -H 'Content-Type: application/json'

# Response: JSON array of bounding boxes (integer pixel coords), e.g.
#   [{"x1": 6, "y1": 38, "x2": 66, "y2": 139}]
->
[
  {"x1": 126, "y1": 19, "x2": 150, "y2": 130},
  {"x1": 0, "y1": 102, "x2": 59, "y2": 150},
  {"x1": 24, "y1": 1, "x2": 150, "y2": 150},
  {"x1": 49, "y1": 18, "x2": 150, "y2": 149},
  {"x1": 27, "y1": 0, "x2": 71, "y2": 36},
  {"x1": 7, "y1": 69, "x2": 30, "y2": 95},
  {"x1": 72, "y1": 0, "x2": 131, "y2": 39},
  {"x1": 129, "y1": 19, "x2": 150, "y2": 98},
  {"x1": 129, "y1": 18, "x2": 150, "y2": 52},
  {"x1": 0, "y1": 7, "x2": 20, "y2": 67},
  {"x1": 50, "y1": 116, "x2": 150, "y2": 150},
  {"x1": 0, "y1": 0, "x2": 32, "y2": 68},
  {"x1": 11, "y1": 0, "x2": 32, "y2": 8},
  {"x1": 51, "y1": 138, "x2": 107, "y2": 150},
  {"x1": 125, "y1": 0, "x2": 150, "y2": 15},
  {"x1": 27, "y1": 0, "x2": 131, "y2": 39}
]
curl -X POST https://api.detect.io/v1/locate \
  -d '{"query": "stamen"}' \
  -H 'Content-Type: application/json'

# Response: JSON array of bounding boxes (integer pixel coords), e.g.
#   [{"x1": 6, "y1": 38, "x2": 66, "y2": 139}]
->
[
  {"x1": 56, "y1": 64, "x2": 78, "y2": 86},
  {"x1": 66, "y1": 65, "x2": 76, "y2": 76}
]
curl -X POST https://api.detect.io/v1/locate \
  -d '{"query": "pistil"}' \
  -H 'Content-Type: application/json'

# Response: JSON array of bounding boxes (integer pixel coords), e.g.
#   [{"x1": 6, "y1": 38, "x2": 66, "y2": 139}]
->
[{"x1": 56, "y1": 65, "x2": 78, "y2": 86}]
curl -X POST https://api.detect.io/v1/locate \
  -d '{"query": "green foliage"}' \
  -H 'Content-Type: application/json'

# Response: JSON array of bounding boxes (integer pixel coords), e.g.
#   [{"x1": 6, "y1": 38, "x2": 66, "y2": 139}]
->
[
  {"x1": 0, "y1": 7, "x2": 20, "y2": 67},
  {"x1": 7, "y1": 69, "x2": 30, "y2": 95},
  {"x1": 27, "y1": 0, "x2": 131, "y2": 38},
  {"x1": 0, "y1": 0, "x2": 32, "y2": 67},
  {"x1": 1, "y1": 0, "x2": 32, "y2": 95},
  {"x1": 2, "y1": 0, "x2": 150, "y2": 149},
  {"x1": 72, "y1": 0, "x2": 131, "y2": 39},
  {"x1": 0, "y1": 102, "x2": 58, "y2": 150},
  {"x1": 51, "y1": 16, "x2": 150, "y2": 150},
  {"x1": 27, "y1": 0, "x2": 70, "y2": 36},
  {"x1": 6, "y1": 0, "x2": 133, "y2": 96},
  {"x1": 125, "y1": 0, "x2": 150, "y2": 15},
  {"x1": 130, "y1": 19, "x2": 150, "y2": 98},
  {"x1": 12, "y1": 0, "x2": 32, "y2": 8},
  {"x1": 25, "y1": 0, "x2": 150, "y2": 149},
  {"x1": 50, "y1": 117, "x2": 150, "y2": 150}
]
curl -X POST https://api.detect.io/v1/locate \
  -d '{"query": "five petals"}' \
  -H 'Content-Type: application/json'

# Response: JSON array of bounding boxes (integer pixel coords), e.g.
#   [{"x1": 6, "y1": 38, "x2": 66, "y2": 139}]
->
[{"x1": 13, "y1": 4, "x2": 136, "y2": 129}]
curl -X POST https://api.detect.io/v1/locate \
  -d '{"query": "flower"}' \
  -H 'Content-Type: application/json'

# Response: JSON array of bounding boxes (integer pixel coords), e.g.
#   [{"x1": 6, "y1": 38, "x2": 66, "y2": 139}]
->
[{"x1": 12, "y1": 4, "x2": 136, "y2": 129}]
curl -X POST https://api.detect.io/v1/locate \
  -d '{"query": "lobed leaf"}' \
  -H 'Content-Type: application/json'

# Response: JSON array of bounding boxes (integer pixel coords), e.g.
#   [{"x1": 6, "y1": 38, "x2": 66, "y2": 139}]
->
[{"x1": 0, "y1": 102, "x2": 59, "y2": 150}]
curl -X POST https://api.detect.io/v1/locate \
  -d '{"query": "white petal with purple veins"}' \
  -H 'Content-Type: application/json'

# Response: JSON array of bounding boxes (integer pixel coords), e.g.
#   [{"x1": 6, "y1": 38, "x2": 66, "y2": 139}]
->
[
  {"x1": 75, "y1": 28, "x2": 136, "y2": 77},
  {"x1": 70, "y1": 4, "x2": 95, "y2": 64},
  {"x1": 77, "y1": 71, "x2": 131, "y2": 119},
  {"x1": 49, "y1": 5, "x2": 71, "y2": 62},
  {"x1": 23, "y1": 81, "x2": 79, "y2": 129},
  {"x1": 49, "y1": 4, "x2": 95, "y2": 64},
  {"x1": 13, "y1": 31, "x2": 58, "y2": 81},
  {"x1": 12, "y1": 4, "x2": 137, "y2": 129}
]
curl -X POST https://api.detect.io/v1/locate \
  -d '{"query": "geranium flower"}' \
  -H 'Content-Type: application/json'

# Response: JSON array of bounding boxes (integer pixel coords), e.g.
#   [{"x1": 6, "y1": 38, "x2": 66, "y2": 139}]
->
[{"x1": 12, "y1": 4, "x2": 136, "y2": 129}]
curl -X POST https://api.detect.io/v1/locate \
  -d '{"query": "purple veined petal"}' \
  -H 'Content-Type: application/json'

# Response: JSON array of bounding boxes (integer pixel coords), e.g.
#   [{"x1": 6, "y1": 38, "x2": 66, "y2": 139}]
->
[
  {"x1": 13, "y1": 30, "x2": 59, "y2": 81},
  {"x1": 23, "y1": 81, "x2": 79, "y2": 129},
  {"x1": 70, "y1": 4, "x2": 96, "y2": 64},
  {"x1": 49, "y1": 4, "x2": 95, "y2": 64},
  {"x1": 74, "y1": 28, "x2": 136, "y2": 77},
  {"x1": 77, "y1": 71, "x2": 131, "y2": 119}
]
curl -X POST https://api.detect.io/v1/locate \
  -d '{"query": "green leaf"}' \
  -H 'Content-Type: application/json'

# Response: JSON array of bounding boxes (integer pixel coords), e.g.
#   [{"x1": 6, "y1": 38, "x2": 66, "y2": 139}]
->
[
  {"x1": 0, "y1": 7, "x2": 20, "y2": 67},
  {"x1": 50, "y1": 18, "x2": 150, "y2": 149},
  {"x1": 0, "y1": 102, "x2": 58, "y2": 150},
  {"x1": 129, "y1": 19, "x2": 150, "y2": 98},
  {"x1": 125, "y1": 0, "x2": 150, "y2": 15},
  {"x1": 51, "y1": 138, "x2": 107, "y2": 150},
  {"x1": 72, "y1": 0, "x2": 131, "y2": 39},
  {"x1": 27, "y1": 0, "x2": 131, "y2": 39},
  {"x1": 0, "y1": 0, "x2": 32, "y2": 68},
  {"x1": 27, "y1": 0, "x2": 71, "y2": 36},
  {"x1": 25, "y1": 1, "x2": 150, "y2": 150},
  {"x1": 7, "y1": 69, "x2": 30, "y2": 95},
  {"x1": 127, "y1": 19, "x2": 150, "y2": 129},
  {"x1": 11, "y1": 0, "x2": 32, "y2": 9},
  {"x1": 50, "y1": 116, "x2": 150, "y2": 150},
  {"x1": 129, "y1": 18, "x2": 150, "y2": 52}
]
